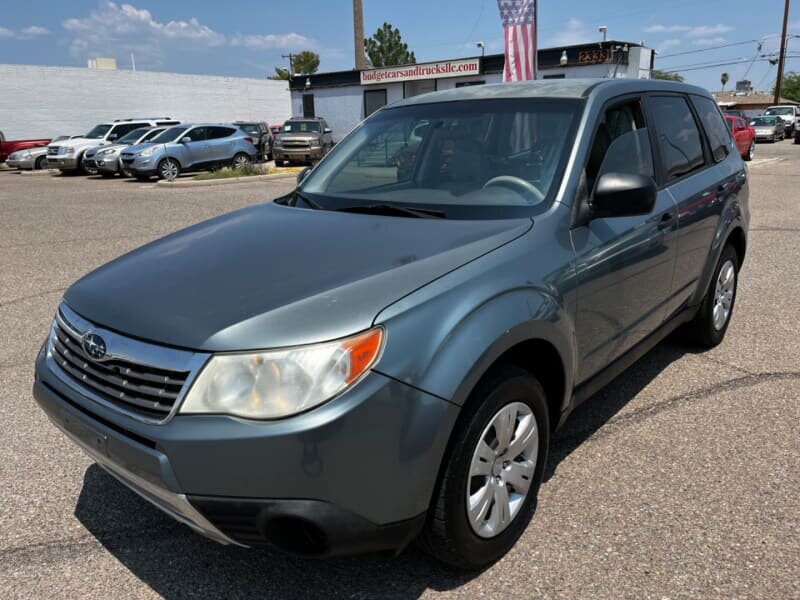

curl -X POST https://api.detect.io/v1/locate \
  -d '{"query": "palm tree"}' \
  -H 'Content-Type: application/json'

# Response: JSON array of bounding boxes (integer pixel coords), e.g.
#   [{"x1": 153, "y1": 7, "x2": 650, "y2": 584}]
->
[{"x1": 721, "y1": 72, "x2": 730, "y2": 92}]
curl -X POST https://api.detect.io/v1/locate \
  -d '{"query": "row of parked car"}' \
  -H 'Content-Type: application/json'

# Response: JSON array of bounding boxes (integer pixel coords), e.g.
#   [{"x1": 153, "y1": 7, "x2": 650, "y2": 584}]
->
[
  {"x1": 722, "y1": 105, "x2": 800, "y2": 162},
  {"x1": 3, "y1": 116, "x2": 336, "y2": 179}
]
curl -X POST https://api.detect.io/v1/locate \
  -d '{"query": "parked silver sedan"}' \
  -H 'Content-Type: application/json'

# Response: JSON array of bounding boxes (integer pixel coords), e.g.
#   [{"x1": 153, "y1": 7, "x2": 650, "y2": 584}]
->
[
  {"x1": 7, "y1": 135, "x2": 82, "y2": 170},
  {"x1": 750, "y1": 116, "x2": 785, "y2": 142},
  {"x1": 83, "y1": 126, "x2": 167, "y2": 177}
]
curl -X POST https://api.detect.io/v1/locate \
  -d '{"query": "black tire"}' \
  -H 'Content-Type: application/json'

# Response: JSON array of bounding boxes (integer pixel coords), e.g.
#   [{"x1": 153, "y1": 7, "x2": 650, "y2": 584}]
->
[
  {"x1": 232, "y1": 152, "x2": 251, "y2": 169},
  {"x1": 684, "y1": 244, "x2": 739, "y2": 348},
  {"x1": 99, "y1": 171, "x2": 115, "y2": 178},
  {"x1": 157, "y1": 158, "x2": 180, "y2": 180},
  {"x1": 744, "y1": 141, "x2": 754, "y2": 162},
  {"x1": 34, "y1": 155, "x2": 47, "y2": 170},
  {"x1": 417, "y1": 365, "x2": 550, "y2": 570}
]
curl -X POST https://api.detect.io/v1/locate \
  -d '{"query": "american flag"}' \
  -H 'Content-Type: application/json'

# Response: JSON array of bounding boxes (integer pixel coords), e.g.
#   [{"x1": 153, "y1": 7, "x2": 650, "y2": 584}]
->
[{"x1": 497, "y1": 0, "x2": 537, "y2": 82}]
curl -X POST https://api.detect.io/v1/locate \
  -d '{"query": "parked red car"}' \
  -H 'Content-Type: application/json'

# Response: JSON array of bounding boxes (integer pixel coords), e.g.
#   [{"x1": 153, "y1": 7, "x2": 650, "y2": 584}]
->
[
  {"x1": 0, "y1": 130, "x2": 51, "y2": 163},
  {"x1": 724, "y1": 116, "x2": 755, "y2": 161}
]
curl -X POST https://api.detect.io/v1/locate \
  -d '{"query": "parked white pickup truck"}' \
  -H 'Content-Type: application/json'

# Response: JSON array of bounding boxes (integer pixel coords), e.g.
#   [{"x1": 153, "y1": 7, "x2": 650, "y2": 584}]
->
[
  {"x1": 763, "y1": 105, "x2": 800, "y2": 137},
  {"x1": 46, "y1": 118, "x2": 180, "y2": 173}
]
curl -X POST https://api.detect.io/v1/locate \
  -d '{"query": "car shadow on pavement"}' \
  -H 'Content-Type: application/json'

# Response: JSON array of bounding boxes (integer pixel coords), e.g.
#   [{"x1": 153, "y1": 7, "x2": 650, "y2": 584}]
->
[{"x1": 74, "y1": 336, "x2": 695, "y2": 599}]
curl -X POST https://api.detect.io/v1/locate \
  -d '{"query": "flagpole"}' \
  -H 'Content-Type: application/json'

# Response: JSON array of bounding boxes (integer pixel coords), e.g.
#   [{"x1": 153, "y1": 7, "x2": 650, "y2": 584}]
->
[{"x1": 533, "y1": 0, "x2": 538, "y2": 79}]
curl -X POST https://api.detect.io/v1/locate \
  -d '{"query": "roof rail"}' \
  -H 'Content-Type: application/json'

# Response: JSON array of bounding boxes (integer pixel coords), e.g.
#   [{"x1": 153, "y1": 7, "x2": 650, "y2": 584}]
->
[{"x1": 113, "y1": 117, "x2": 173, "y2": 122}]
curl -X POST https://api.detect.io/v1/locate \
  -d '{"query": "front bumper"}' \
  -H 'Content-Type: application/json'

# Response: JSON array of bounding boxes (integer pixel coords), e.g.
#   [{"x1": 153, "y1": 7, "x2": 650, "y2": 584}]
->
[
  {"x1": 273, "y1": 147, "x2": 324, "y2": 162},
  {"x1": 33, "y1": 350, "x2": 457, "y2": 555},
  {"x1": 85, "y1": 156, "x2": 120, "y2": 173},
  {"x1": 47, "y1": 156, "x2": 80, "y2": 170}
]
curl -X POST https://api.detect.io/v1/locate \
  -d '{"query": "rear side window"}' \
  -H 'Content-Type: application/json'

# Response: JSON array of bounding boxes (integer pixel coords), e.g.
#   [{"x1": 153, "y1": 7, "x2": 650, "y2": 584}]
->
[
  {"x1": 648, "y1": 96, "x2": 705, "y2": 181},
  {"x1": 692, "y1": 95, "x2": 730, "y2": 163},
  {"x1": 207, "y1": 127, "x2": 236, "y2": 139}
]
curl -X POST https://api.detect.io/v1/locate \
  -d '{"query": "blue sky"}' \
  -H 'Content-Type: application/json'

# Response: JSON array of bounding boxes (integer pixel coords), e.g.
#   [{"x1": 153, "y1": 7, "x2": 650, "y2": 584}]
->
[{"x1": 1, "y1": 0, "x2": 798, "y2": 92}]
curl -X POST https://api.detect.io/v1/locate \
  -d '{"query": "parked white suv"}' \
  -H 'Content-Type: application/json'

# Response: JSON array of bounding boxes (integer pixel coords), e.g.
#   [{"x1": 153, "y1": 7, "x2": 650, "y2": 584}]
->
[
  {"x1": 47, "y1": 117, "x2": 180, "y2": 173},
  {"x1": 763, "y1": 105, "x2": 800, "y2": 137}
]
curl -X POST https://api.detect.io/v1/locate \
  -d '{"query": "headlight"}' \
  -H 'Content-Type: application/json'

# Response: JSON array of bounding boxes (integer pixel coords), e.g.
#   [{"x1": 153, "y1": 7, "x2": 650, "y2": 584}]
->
[
  {"x1": 138, "y1": 146, "x2": 158, "y2": 157},
  {"x1": 310, "y1": 139, "x2": 321, "y2": 147},
  {"x1": 22, "y1": 151, "x2": 32, "y2": 158},
  {"x1": 273, "y1": 139, "x2": 282, "y2": 147},
  {"x1": 65, "y1": 146, "x2": 76, "y2": 154},
  {"x1": 98, "y1": 148, "x2": 117, "y2": 156},
  {"x1": 180, "y1": 327, "x2": 383, "y2": 419}
]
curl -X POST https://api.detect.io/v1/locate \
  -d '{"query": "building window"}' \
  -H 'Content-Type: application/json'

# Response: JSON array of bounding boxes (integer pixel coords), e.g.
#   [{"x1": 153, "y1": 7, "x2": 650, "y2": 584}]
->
[
  {"x1": 455, "y1": 80, "x2": 486, "y2": 87},
  {"x1": 364, "y1": 89, "x2": 388, "y2": 117},
  {"x1": 404, "y1": 79, "x2": 436, "y2": 98},
  {"x1": 302, "y1": 94, "x2": 315, "y2": 118}
]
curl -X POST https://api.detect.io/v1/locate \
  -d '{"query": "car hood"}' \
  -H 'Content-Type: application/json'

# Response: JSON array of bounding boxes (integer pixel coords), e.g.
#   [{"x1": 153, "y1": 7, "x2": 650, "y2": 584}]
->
[
  {"x1": 121, "y1": 142, "x2": 155, "y2": 155},
  {"x1": 64, "y1": 202, "x2": 531, "y2": 351},
  {"x1": 49, "y1": 137, "x2": 108, "y2": 149}
]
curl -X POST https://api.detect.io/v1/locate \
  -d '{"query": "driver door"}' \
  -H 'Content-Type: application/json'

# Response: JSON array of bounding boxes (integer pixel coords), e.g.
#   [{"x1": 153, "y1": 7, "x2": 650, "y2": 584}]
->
[{"x1": 570, "y1": 97, "x2": 678, "y2": 383}]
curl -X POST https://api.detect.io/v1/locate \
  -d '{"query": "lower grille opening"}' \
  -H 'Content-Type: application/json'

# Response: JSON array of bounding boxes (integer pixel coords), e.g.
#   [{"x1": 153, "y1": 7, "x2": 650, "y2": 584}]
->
[{"x1": 262, "y1": 517, "x2": 329, "y2": 556}]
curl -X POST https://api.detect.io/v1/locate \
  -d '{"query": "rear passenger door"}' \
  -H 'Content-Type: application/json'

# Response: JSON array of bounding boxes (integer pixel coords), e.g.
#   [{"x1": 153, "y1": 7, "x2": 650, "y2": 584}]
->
[
  {"x1": 648, "y1": 94, "x2": 739, "y2": 317},
  {"x1": 571, "y1": 97, "x2": 679, "y2": 382},
  {"x1": 206, "y1": 126, "x2": 237, "y2": 162}
]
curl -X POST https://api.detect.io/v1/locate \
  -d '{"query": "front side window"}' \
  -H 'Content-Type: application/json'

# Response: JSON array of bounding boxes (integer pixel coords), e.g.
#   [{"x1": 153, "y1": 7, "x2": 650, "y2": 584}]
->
[
  {"x1": 118, "y1": 128, "x2": 151, "y2": 144},
  {"x1": 110, "y1": 123, "x2": 147, "y2": 138},
  {"x1": 585, "y1": 100, "x2": 654, "y2": 195},
  {"x1": 648, "y1": 95, "x2": 705, "y2": 181},
  {"x1": 151, "y1": 126, "x2": 189, "y2": 144},
  {"x1": 185, "y1": 127, "x2": 208, "y2": 142},
  {"x1": 299, "y1": 98, "x2": 583, "y2": 218},
  {"x1": 692, "y1": 95, "x2": 730, "y2": 163}
]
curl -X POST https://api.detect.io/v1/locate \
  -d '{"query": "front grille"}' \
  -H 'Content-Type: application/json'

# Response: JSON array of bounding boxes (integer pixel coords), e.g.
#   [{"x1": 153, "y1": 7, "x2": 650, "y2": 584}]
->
[
  {"x1": 282, "y1": 141, "x2": 310, "y2": 149},
  {"x1": 47, "y1": 147, "x2": 60, "y2": 156},
  {"x1": 121, "y1": 158, "x2": 134, "y2": 165},
  {"x1": 50, "y1": 318, "x2": 190, "y2": 419}
]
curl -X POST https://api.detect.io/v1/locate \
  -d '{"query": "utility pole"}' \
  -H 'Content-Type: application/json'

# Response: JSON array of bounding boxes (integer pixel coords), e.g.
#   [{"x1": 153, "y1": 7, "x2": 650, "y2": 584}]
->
[
  {"x1": 353, "y1": 0, "x2": 367, "y2": 70},
  {"x1": 774, "y1": 0, "x2": 790, "y2": 104},
  {"x1": 281, "y1": 53, "x2": 295, "y2": 79}
]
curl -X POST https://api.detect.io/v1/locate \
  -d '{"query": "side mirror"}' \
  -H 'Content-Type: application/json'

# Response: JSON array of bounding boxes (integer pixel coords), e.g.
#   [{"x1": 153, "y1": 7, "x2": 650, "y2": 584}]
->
[
  {"x1": 181, "y1": 136, "x2": 192, "y2": 144},
  {"x1": 297, "y1": 167, "x2": 311, "y2": 184},
  {"x1": 591, "y1": 172, "x2": 657, "y2": 219},
  {"x1": 323, "y1": 127, "x2": 332, "y2": 134}
]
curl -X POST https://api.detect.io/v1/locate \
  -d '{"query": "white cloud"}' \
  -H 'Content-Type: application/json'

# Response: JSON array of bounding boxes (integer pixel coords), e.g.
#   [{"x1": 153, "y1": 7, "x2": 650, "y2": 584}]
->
[
  {"x1": 62, "y1": 1, "x2": 225, "y2": 67},
  {"x1": 0, "y1": 24, "x2": 51, "y2": 39},
  {"x1": 645, "y1": 24, "x2": 732, "y2": 39},
  {"x1": 550, "y1": 18, "x2": 590, "y2": 47},
  {"x1": 230, "y1": 32, "x2": 314, "y2": 51}
]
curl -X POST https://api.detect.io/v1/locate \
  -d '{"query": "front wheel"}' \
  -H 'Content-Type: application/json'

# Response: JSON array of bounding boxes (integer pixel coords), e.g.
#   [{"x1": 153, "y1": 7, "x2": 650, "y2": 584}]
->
[
  {"x1": 157, "y1": 158, "x2": 180, "y2": 180},
  {"x1": 684, "y1": 244, "x2": 739, "y2": 348},
  {"x1": 34, "y1": 155, "x2": 47, "y2": 170},
  {"x1": 417, "y1": 366, "x2": 549, "y2": 569}
]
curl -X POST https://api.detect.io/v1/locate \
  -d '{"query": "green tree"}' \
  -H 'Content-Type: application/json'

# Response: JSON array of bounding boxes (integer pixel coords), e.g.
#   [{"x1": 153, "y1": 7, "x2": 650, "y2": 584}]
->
[
  {"x1": 292, "y1": 50, "x2": 320, "y2": 75},
  {"x1": 720, "y1": 72, "x2": 729, "y2": 92},
  {"x1": 364, "y1": 22, "x2": 416, "y2": 67},
  {"x1": 651, "y1": 69, "x2": 684, "y2": 82},
  {"x1": 269, "y1": 67, "x2": 290, "y2": 81},
  {"x1": 771, "y1": 71, "x2": 800, "y2": 102}
]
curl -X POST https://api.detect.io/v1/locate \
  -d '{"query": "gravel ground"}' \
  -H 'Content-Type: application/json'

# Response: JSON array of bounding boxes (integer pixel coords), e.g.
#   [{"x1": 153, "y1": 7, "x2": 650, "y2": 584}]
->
[{"x1": 1, "y1": 146, "x2": 798, "y2": 599}]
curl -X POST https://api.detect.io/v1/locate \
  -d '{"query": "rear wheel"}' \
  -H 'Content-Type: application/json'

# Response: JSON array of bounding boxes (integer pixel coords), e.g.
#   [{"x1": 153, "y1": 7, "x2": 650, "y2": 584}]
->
[
  {"x1": 684, "y1": 244, "x2": 739, "y2": 348},
  {"x1": 744, "y1": 141, "x2": 754, "y2": 161},
  {"x1": 418, "y1": 366, "x2": 549, "y2": 569},
  {"x1": 157, "y1": 158, "x2": 180, "y2": 180},
  {"x1": 34, "y1": 155, "x2": 47, "y2": 170},
  {"x1": 232, "y1": 152, "x2": 251, "y2": 169}
]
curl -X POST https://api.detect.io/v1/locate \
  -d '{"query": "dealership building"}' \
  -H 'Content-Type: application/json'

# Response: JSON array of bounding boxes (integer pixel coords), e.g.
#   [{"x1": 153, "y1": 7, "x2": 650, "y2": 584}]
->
[{"x1": 289, "y1": 40, "x2": 654, "y2": 140}]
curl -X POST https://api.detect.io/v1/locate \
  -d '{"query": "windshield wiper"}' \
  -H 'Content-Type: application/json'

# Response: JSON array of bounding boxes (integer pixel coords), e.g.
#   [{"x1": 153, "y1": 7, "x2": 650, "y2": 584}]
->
[
  {"x1": 335, "y1": 203, "x2": 446, "y2": 219},
  {"x1": 276, "y1": 190, "x2": 323, "y2": 210}
]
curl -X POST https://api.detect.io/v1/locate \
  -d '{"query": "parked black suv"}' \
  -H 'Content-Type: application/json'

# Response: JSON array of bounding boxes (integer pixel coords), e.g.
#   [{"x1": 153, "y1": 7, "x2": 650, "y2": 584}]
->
[{"x1": 234, "y1": 121, "x2": 273, "y2": 161}]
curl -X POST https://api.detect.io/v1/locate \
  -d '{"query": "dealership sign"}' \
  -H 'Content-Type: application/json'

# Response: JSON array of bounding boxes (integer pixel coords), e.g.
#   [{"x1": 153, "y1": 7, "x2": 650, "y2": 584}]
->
[{"x1": 361, "y1": 59, "x2": 481, "y2": 85}]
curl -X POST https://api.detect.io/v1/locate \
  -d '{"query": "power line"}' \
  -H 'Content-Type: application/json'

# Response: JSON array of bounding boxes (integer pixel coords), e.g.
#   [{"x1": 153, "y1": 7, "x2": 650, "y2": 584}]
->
[
  {"x1": 657, "y1": 39, "x2": 758, "y2": 59},
  {"x1": 662, "y1": 54, "x2": 799, "y2": 73}
]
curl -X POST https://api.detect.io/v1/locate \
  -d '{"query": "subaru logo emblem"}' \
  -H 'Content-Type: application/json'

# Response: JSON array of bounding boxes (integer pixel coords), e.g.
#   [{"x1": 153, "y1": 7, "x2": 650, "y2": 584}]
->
[{"x1": 81, "y1": 332, "x2": 107, "y2": 361}]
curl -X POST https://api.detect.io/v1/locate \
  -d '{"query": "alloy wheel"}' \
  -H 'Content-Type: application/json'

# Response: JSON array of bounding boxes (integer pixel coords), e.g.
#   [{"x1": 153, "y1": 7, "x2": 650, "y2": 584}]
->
[
  {"x1": 233, "y1": 154, "x2": 250, "y2": 169},
  {"x1": 467, "y1": 401, "x2": 539, "y2": 538},
  {"x1": 160, "y1": 159, "x2": 179, "y2": 180},
  {"x1": 713, "y1": 259, "x2": 735, "y2": 330}
]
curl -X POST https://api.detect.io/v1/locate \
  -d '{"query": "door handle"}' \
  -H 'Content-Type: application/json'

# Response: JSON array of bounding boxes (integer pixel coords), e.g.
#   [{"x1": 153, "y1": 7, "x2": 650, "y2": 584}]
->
[{"x1": 657, "y1": 211, "x2": 676, "y2": 230}]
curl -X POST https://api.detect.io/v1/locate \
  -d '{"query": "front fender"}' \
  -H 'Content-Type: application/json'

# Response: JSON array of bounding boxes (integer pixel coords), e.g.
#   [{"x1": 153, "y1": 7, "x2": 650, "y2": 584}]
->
[{"x1": 373, "y1": 229, "x2": 576, "y2": 416}]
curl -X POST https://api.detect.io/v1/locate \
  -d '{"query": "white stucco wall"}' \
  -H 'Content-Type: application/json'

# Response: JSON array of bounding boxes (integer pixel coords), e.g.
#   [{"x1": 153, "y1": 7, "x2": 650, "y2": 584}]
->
[{"x1": 0, "y1": 64, "x2": 292, "y2": 139}]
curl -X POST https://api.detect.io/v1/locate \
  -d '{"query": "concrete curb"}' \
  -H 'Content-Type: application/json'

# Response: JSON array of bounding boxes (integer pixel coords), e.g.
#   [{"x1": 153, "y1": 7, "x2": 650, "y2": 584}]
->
[
  {"x1": 19, "y1": 169, "x2": 60, "y2": 176},
  {"x1": 156, "y1": 172, "x2": 297, "y2": 188}
]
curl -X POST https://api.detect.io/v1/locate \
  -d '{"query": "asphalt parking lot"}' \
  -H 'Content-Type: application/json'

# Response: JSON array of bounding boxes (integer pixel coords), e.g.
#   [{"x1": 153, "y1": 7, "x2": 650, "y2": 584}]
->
[{"x1": 1, "y1": 144, "x2": 799, "y2": 599}]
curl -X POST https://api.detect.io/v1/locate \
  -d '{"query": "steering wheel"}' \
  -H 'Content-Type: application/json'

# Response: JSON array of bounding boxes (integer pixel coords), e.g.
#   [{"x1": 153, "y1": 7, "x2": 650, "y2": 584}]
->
[{"x1": 482, "y1": 176, "x2": 545, "y2": 204}]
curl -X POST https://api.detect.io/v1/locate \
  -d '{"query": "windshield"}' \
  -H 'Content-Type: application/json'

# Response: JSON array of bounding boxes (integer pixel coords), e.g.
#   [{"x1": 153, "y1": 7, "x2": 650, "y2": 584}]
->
[
  {"x1": 85, "y1": 124, "x2": 112, "y2": 139},
  {"x1": 283, "y1": 121, "x2": 321, "y2": 133},
  {"x1": 299, "y1": 98, "x2": 582, "y2": 218},
  {"x1": 751, "y1": 117, "x2": 776, "y2": 126},
  {"x1": 150, "y1": 126, "x2": 189, "y2": 144},
  {"x1": 765, "y1": 107, "x2": 793, "y2": 116},
  {"x1": 118, "y1": 128, "x2": 151, "y2": 144}
]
